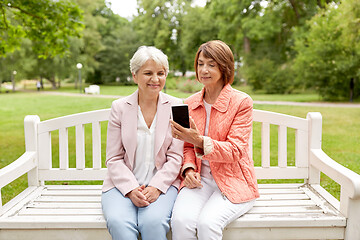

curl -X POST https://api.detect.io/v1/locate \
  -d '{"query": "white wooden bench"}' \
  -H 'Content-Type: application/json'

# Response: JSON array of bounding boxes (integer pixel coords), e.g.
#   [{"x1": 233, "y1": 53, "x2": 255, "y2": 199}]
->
[
  {"x1": 84, "y1": 85, "x2": 100, "y2": 94},
  {"x1": 1, "y1": 109, "x2": 359, "y2": 240}
]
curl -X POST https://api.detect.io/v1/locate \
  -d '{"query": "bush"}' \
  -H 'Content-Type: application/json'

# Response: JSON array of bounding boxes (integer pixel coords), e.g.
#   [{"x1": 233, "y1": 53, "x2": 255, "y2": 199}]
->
[{"x1": 177, "y1": 78, "x2": 203, "y2": 93}]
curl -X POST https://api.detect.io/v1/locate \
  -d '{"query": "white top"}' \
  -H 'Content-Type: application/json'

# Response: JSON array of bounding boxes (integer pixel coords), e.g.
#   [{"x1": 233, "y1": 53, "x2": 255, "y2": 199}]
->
[
  {"x1": 200, "y1": 100, "x2": 213, "y2": 180},
  {"x1": 133, "y1": 106, "x2": 157, "y2": 186}
]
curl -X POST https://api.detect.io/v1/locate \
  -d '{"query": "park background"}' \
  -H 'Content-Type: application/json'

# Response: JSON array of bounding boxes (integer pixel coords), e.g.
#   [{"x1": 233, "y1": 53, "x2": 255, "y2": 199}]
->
[{"x1": 0, "y1": 0, "x2": 360, "y2": 204}]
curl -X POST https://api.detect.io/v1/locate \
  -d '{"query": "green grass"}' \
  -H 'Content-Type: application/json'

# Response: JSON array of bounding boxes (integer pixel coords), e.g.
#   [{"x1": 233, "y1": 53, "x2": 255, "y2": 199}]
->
[{"x1": 0, "y1": 89, "x2": 359, "y2": 204}]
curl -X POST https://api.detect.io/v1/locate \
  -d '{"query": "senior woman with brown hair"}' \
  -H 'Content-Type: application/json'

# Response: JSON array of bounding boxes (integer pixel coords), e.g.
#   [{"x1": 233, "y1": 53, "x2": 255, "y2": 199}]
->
[{"x1": 171, "y1": 40, "x2": 259, "y2": 240}]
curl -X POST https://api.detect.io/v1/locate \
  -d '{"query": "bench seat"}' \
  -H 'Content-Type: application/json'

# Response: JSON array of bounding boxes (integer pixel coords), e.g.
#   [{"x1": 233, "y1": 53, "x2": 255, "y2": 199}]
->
[{"x1": 0, "y1": 183, "x2": 345, "y2": 240}]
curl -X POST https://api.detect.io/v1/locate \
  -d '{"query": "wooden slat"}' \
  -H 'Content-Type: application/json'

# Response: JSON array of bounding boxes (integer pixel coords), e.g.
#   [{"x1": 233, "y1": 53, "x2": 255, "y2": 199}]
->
[
  {"x1": 255, "y1": 166, "x2": 308, "y2": 179},
  {"x1": 38, "y1": 132, "x2": 52, "y2": 170},
  {"x1": 92, "y1": 122, "x2": 102, "y2": 170},
  {"x1": 258, "y1": 184, "x2": 303, "y2": 189},
  {"x1": 45, "y1": 185, "x2": 102, "y2": 190},
  {"x1": 27, "y1": 202, "x2": 101, "y2": 209},
  {"x1": 42, "y1": 190, "x2": 100, "y2": 196},
  {"x1": 295, "y1": 129, "x2": 308, "y2": 167},
  {"x1": 249, "y1": 128, "x2": 253, "y2": 159},
  {"x1": 38, "y1": 169, "x2": 107, "y2": 181},
  {"x1": 278, "y1": 125, "x2": 287, "y2": 167},
  {"x1": 248, "y1": 206, "x2": 323, "y2": 214},
  {"x1": 258, "y1": 188, "x2": 304, "y2": 195},
  {"x1": 223, "y1": 226, "x2": 345, "y2": 240},
  {"x1": 253, "y1": 110, "x2": 308, "y2": 131},
  {"x1": 18, "y1": 208, "x2": 103, "y2": 216},
  {"x1": 261, "y1": 122, "x2": 270, "y2": 168},
  {"x1": 37, "y1": 109, "x2": 110, "y2": 134},
  {"x1": 35, "y1": 196, "x2": 101, "y2": 202},
  {"x1": 258, "y1": 194, "x2": 309, "y2": 201},
  {"x1": 0, "y1": 229, "x2": 111, "y2": 240},
  {"x1": 254, "y1": 200, "x2": 316, "y2": 207},
  {"x1": 59, "y1": 128, "x2": 69, "y2": 170},
  {"x1": 76, "y1": 124, "x2": 85, "y2": 170}
]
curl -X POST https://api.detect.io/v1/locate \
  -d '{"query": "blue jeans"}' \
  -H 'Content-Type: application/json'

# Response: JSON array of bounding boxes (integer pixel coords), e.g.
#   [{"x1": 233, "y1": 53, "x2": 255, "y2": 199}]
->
[{"x1": 102, "y1": 186, "x2": 177, "y2": 240}]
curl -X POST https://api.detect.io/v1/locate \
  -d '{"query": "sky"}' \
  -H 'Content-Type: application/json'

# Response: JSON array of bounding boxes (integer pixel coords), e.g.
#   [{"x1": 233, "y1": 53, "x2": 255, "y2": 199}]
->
[{"x1": 106, "y1": 0, "x2": 207, "y2": 19}]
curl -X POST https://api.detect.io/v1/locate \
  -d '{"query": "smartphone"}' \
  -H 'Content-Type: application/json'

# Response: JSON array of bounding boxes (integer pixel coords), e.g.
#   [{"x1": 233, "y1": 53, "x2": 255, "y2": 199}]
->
[{"x1": 172, "y1": 104, "x2": 190, "y2": 128}]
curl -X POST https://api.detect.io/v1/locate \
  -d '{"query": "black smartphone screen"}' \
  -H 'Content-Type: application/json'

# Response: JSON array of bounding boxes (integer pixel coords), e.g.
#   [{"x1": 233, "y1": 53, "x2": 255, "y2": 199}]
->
[{"x1": 172, "y1": 105, "x2": 190, "y2": 128}]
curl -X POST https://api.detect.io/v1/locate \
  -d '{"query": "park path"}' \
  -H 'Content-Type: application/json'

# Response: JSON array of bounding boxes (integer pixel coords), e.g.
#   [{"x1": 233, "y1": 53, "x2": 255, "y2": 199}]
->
[{"x1": 39, "y1": 91, "x2": 360, "y2": 108}]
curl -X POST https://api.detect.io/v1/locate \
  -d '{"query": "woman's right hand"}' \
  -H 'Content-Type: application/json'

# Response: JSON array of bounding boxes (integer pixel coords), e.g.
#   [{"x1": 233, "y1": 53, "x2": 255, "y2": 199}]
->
[
  {"x1": 127, "y1": 185, "x2": 150, "y2": 207},
  {"x1": 184, "y1": 169, "x2": 203, "y2": 189}
]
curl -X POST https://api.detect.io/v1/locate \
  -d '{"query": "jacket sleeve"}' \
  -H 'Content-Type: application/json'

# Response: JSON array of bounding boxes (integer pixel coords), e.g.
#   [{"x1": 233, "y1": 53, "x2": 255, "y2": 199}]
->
[
  {"x1": 203, "y1": 96, "x2": 253, "y2": 163},
  {"x1": 105, "y1": 101, "x2": 139, "y2": 196}
]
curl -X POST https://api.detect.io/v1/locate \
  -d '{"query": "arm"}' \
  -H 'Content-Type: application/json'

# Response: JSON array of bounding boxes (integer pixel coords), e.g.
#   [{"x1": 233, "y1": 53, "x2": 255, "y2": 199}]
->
[{"x1": 105, "y1": 101, "x2": 139, "y2": 196}]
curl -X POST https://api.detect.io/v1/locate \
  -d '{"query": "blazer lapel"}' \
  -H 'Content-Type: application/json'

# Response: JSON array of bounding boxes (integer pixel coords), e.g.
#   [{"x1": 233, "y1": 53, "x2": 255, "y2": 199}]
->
[
  {"x1": 154, "y1": 92, "x2": 171, "y2": 157},
  {"x1": 121, "y1": 91, "x2": 138, "y2": 170}
]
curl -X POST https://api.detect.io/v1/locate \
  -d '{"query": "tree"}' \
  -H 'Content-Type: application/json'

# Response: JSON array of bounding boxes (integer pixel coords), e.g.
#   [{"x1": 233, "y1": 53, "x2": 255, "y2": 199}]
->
[
  {"x1": 293, "y1": 0, "x2": 360, "y2": 100},
  {"x1": 0, "y1": 0, "x2": 83, "y2": 58},
  {"x1": 94, "y1": 12, "x2": 139, "y2": 84},
  {"x1": 179, "y1": 4, "x2": 218, "y2": 73}
]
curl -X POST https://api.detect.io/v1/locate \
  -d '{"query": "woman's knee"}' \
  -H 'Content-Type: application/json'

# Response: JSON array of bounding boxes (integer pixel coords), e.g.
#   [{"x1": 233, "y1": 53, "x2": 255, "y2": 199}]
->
[
  {"x1": 106, "y1": 216, "x2": 138, "y2": 239},
  {"x1": 197, "y1": 215, "x2": 222, "y2": 239}
]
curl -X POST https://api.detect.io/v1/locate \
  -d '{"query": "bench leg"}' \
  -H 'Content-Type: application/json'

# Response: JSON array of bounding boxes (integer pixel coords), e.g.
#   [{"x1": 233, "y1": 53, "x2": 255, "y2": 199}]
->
[{"x1": 344, "y1": 198, "x2": 360, "y2": 240}]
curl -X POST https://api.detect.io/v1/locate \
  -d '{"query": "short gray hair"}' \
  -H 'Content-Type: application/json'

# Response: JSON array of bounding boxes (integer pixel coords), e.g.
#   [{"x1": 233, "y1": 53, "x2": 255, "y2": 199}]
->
[{"x1": 130, "y1": 46, "x2": 169, "y2": 75}]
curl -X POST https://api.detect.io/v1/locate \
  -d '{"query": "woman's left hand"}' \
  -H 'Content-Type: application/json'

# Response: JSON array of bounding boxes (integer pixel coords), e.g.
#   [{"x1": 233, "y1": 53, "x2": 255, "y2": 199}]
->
[
  {"x1": 142, "y1": 186, "x2": 161, "y2": 203},
  {"x1": 171, "y1": 117, "x2": 203, "y2": 148}
]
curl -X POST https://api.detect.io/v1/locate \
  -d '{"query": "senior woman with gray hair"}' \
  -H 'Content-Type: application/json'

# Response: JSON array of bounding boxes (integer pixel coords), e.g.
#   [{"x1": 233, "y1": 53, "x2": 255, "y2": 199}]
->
[{"x1": 101, "y1": 46, "x2": 183, "y2": 240}]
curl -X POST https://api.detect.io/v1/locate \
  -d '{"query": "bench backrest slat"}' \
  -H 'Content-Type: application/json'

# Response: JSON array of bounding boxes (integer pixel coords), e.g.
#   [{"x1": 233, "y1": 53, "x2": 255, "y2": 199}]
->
[
  {"x1": 59, "y1": 128, "x2": 69, "y2": 170},
  {"x1": 34, "y1": 108, "x2": 311, "y2": 182},
  {"x1": 38, "y1": 132, "x2": 52, "y2": 170},
  {"x1": 76, "y1": 124, "x2": 85, "y2": 170},
  {"x1": 278, "y1": 125, "x2": 287, "y2": 168},
  {"x1": 261, "y1": 122, "x2": 271, "y2": 168},
  {"x1": 92, "y1": 122, "x2": 102, "y2": 170}
]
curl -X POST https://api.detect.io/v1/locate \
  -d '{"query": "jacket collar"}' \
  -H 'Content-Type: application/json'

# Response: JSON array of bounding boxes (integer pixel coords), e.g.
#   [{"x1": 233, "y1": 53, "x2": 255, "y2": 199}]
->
[{"x1": 191, "y1": 84, "x2": 232, "y2": 113}]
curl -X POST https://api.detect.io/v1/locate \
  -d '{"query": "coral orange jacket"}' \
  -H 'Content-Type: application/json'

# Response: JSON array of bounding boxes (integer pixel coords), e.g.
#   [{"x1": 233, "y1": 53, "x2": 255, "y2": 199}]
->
[{"x1": 182, "y1": 84, "x2": 259, "y2": 203}]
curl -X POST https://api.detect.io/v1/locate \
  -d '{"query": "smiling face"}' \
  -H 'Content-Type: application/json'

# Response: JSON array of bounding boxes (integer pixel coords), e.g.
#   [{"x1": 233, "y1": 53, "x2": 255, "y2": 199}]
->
[
  {"x1": 132, "y1": 59, "x2": 166, "y2": 97},
  {"x1": 197, "y1": 51, "x2": 223, "y2": 89}
]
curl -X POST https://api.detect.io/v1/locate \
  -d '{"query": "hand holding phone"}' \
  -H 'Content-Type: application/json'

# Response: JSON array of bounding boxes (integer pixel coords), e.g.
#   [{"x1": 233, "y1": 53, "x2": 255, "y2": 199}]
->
[{"x1": 171, "y1": 104, "x2": 190, "y2": 128}]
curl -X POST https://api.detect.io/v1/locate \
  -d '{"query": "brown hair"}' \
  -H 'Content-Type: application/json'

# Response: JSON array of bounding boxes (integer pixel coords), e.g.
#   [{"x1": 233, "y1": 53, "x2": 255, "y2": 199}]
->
[{"x1": 194, "y1": 40, "x2": 235, "y2": 85}]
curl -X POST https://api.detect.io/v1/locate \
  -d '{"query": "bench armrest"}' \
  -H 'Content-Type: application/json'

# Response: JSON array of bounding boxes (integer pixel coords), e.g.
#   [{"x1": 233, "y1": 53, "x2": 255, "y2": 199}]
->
[
  {"x1": 0, "y1": 151, "x2": 37, "y2": 189},
  {"x1": 310, "y1": 148, "x2": 360, "y2": 199}
]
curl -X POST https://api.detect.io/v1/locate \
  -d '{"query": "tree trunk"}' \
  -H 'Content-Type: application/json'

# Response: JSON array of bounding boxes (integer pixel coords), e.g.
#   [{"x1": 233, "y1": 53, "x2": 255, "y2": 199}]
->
[
  {"x1": 48, "y1": 75, "x2": 57, "y2": 89},
  {"x1": 350, "y1": 78, "x2": 355, "y2": 102},
  {"x1": 11, "y1": 73, "x2": 15, "y2": 92},
  {"x1": 40, "y1": 76, "x2": 44, "y2": 89},
  {"x1": 243, "y1": 36, "x2": 251, "y2": 54},
  {"x1": 288, "y1": 0, "x2": 300, "y2": 23}
]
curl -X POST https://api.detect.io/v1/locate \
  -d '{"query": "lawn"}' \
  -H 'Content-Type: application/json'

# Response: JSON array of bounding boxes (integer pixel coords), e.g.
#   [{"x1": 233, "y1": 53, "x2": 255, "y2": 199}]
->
[{"x1": 0, "y1": 88, "x2": 359, "y2": 204}]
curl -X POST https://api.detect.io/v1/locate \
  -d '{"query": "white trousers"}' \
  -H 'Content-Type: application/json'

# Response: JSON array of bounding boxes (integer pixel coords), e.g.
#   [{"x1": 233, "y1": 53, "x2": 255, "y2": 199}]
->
[{"x1": 171, "y1": 177, "x2": 255, "y2": 240}]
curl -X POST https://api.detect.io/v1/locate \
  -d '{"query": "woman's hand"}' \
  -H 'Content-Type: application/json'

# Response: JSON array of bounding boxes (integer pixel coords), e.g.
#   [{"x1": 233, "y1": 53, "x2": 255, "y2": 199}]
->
[
  {"x1": 142, "y1": 186, "x2": 161, "y2": 203},
  {"x1": 171, "y1": 117, "x2": 203, "y2": 148},
  {"x1": 183, "y1": 168, "x2": 203, "y2": 189},
  {"x1": 127, "y1": 185, "x2": 150, "y2": 207}
]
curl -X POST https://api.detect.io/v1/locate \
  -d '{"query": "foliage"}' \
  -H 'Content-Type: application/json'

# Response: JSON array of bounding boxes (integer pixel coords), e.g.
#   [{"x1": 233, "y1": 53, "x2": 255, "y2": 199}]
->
[
  {"x1": 1, "y1": 0, "x2": 360, "y2": 101},
  {"x1": 293, "y1": 0, "x2": 360, "y2": 100},
  {"x1": 93, "y1": 12, "x2": 139, "y2": 84},
  {"x1": 0, "y1": 0, "x2": 83, "y2": 58}
]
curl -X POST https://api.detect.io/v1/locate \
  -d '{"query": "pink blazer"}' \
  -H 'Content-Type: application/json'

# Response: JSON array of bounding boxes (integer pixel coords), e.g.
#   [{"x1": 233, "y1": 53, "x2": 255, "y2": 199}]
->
[
  {"x1": 182, "y1": 84, "x2": 259, "y2": 203},
  {"x1": 102, "y1": 90, "x2": 183, "y2": 195}
]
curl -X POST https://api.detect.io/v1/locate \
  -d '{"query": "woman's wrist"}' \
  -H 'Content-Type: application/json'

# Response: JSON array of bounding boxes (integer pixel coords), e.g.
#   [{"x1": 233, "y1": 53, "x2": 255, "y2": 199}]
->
[
  {"x1": 195, "y1": 135, "x2": 204, "y2": 149},
  {"x1": 183, "y1": 167, "x2": 195, "y2": 177}
]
